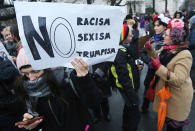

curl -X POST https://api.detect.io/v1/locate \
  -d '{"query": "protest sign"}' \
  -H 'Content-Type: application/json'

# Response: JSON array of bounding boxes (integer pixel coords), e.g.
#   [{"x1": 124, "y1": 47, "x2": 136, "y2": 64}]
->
[{"x1": 14, "y1": 1, "x2": 126, "y2": 70}]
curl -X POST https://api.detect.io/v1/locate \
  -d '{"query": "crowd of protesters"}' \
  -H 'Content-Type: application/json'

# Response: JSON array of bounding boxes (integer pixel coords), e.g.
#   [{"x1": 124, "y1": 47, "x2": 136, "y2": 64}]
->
[{"x1": 0, "y1": 4, "x2": 195, "y2": 131}]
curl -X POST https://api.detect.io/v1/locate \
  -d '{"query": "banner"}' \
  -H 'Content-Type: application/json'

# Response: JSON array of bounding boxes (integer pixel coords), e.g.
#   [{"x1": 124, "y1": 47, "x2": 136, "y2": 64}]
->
[{"x1": 14, "y1": 2, "x2": 126, "y2": 70}]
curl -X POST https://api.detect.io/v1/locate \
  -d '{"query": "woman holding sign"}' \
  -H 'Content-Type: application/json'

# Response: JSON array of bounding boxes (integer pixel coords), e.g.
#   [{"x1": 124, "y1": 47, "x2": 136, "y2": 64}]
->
[{"x1": 15, "y1": 48, "x2": 102, "y2": 131}]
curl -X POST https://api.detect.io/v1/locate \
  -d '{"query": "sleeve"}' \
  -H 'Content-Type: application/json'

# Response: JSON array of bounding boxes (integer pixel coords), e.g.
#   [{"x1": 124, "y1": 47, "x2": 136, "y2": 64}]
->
[
  {"x1": 140, "y1": 48, "x2": 150, "y2": 64},
  {"x1": 70, "y1": 72, "x2": 103, "y2": 108},
  {"x1": 114, "y1": 50, "x2": 134, "y2": 90},
  {"x1": 155, "y1": 51, "x2": 192, "y2": 88},
  {"x1": 188, "y1": 30, "x2": 195, "y2": 50}
]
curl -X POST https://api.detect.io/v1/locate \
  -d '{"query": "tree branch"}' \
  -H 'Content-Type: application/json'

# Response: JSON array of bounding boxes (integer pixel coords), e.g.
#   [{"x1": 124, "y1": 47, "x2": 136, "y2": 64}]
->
[{"x1": 115, "y1": 0, "x2": 123, "y2": 6}]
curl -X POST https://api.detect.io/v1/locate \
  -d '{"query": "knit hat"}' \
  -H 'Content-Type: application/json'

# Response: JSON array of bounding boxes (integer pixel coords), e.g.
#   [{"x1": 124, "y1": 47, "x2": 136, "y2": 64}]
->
[
  {"x1": 0, "y1": 54, "x2": 19, "y2": 81},
  {"x1": 16, "y1": 48, "x2": 30, "y2": 70},
  {"x1": 153, "y1": 14, "x2": 171, "y2": 26},
  {"x1": 167, "y1": 18, "x2": 184, "y2": 29},
  {"x1": 120, "y1": 23, "x2": 129, "y2": 44},
  {"x1": 190, "y1": 15, "x2": 195, "y2": 25},
  {"x1": 167, "y1": 18, "x2": 187, "y2": 44}
]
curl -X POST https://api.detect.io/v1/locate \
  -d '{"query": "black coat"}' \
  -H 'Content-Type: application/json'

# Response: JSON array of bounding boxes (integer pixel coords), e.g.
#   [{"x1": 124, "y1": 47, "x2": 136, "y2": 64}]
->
[
  {"x1": 110, "y1": 48, "x2": 138, "y2": 105},
  {"x1": 188, "y1": 25, "x2": 195, "y2": 67},
  {"x1": 30, "y1": 70, "x2": 102, "y2": 131}
]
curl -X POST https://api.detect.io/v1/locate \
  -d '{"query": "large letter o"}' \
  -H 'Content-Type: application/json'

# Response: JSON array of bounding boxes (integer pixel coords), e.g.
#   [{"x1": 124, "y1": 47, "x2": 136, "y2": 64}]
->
[{"x1": 50, "y1": 17, "x2": 76, "y2": 58}]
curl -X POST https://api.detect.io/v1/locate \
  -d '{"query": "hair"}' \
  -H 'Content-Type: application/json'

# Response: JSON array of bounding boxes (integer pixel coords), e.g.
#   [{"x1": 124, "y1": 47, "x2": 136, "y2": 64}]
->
[
  {"x1": 2, "y1": 26, "x2": 11, "y2": 39},
  {"x1": 154, "y1": 18, "x2": 168, "y2": 27},
  {"x1": 174, "y1": 11, "x2": 183, "y2": 18},
  {"x1": 170, "y1": 24, "x2": 189, "y2": 45},
  {"x1": 10, "y1": 25, "x2": 21, "y2": 41},
  {"x1": 16, "y1": 68, "x2": 69, "y2": 110},
  {"x1": 170, "y1": 28, "x2": 186, "y2": 44},
  {"x1": 125, "y1": 14, "x2": 132, "y2": 20}
]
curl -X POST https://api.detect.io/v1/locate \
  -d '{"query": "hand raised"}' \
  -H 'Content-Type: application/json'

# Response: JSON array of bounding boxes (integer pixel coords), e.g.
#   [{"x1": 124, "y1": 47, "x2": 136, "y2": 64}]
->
[
  {"x1": 145, "y1": 40, "x2": 155, "y2": 50},
  {"x1": 71, "y1": 58, "x2": 89, "y2": 77}
]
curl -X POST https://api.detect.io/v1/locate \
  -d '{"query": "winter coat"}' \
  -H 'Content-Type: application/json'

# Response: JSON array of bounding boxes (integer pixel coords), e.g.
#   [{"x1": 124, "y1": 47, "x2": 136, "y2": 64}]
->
[
  {"x1": 188, "y1": 25, "x2": 195, "y2": 67},
  {"x1": 25, "y1": 69, "x2": 103, "y2": 131},
  {"x1": 3, "y1": 41, "x2": 18, "y2": 57},
  {"x1": 0, "y1": 59, "x2": 25, "y2": 131},
  {"x1": 92, "y1": 62, "x2": 112, "y2": 97},
  {"x1": 110, "y1": 47, "x2": 138, "y2": 105},
  {"x1": 153, "y1": 50, "x2": 193, "y2": 121}
]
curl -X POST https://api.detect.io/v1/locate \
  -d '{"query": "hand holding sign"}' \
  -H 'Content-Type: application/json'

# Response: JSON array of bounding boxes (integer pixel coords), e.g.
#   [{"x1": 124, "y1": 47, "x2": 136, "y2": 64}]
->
[{"x1": 71, "y1": 58, "x2": 89, "y2": 77}]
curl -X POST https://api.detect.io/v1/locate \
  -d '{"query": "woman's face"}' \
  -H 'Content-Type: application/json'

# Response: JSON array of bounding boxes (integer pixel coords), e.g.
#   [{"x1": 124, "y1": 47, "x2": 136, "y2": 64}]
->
[
  {"x1": 154, "y1": 20, "x2": 166, "y2": 35},
  {"x1": 176, "y1": 13, "x2": 181, "y2": 19},
  {"x1": 163, "y1": 29, "x2": 173, "y2": 45},
  {"x1": 4, "y1": 31, "x2": 13, "y2": 42},
  {"x1": 21, "y1": 66, "x2": 44, "y2": 81}
]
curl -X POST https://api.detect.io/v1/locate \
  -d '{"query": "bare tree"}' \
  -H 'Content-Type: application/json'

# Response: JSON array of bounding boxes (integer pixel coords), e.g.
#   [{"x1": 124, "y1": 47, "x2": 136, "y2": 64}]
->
[
  {"x1": 153, "y1": 0, "x2": 155, "y2": 13},
  {"x1": 110, "y1": 0, "x2": 123, "y2": 6},
  {"x1": 165, "y1": 0, "x2": 167, "y2": 12}
]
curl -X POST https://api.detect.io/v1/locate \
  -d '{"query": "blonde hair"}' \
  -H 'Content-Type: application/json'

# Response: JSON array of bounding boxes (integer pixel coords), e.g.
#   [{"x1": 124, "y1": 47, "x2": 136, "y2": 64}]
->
[{"x1": 2, "y1": 26, "x2": 11, "y2": 39}]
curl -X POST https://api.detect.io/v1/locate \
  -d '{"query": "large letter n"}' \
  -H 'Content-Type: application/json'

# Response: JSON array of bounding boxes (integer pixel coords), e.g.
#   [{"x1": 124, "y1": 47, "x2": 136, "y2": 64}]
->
[{"x1": 22, "y1": 16, "x2": 54, "y2": 60}]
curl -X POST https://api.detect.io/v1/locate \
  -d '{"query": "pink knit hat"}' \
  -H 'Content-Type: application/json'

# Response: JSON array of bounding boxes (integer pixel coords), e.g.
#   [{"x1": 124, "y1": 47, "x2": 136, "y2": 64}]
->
[{"x1": 16, "y1": 48, "x2": 30, "y2": 70}]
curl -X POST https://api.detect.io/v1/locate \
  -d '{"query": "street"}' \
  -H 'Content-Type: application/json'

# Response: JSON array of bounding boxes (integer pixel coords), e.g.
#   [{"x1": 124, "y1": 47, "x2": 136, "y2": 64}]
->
[{"x1": 95, "y1": 64, "x2": 195, "y2": 131}]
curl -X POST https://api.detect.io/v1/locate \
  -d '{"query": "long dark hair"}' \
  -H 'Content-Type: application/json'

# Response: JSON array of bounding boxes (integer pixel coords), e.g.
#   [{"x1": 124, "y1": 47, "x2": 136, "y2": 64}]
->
[{"x1": 15, "y1": 68, "x2": 68, "y2": 108}]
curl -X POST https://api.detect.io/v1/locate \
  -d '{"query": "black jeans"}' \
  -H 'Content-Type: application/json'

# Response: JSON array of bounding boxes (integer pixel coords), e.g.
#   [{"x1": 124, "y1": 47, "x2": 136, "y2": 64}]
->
[
  {"x1": 122, "y1": 104, "x2": 140, "y2": 131},
  {"x1": 119, "y1": 89, "x2": 140, "y2": 131}
]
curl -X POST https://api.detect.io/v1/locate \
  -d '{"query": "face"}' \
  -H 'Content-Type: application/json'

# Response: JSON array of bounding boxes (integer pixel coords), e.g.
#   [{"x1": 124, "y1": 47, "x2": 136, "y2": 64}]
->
[
  {"x1": 176, "y1": 13, "x2": 181, "y2": 19},
  {"x1": 123, "y1": 27, "x2": 133, "y2": 44},
  {"x1": 4, "y1": 31, "x2": 13, "y2": 42},
  {"x1": 21, "y1": 66, "x2": 44, "y2": 81},
  {"x1": 154, "y1": 21, "x2": 166, "y2": 35},
  {"x1": 163, "y1": 29, "x2": 173, "y2": 45}
]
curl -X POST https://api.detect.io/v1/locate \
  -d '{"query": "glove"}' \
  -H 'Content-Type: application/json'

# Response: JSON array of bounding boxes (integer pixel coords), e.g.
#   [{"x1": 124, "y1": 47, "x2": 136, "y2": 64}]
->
[
  {"x1": 151, "y1": 56, "x2": 161, "y2": 70},
  {"x1": 144, "y1": 40, "x2": 155, "y2": 50}
]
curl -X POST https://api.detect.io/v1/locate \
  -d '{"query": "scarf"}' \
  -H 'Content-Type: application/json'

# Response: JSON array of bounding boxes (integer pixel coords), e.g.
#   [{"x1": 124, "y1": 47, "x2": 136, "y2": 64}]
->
[
  {"x1": 23, "y1": 76, "x2": 51, "y2": 116},
  {"x1": 154, "y1": 32, "x2": 165, "y2": 42}
]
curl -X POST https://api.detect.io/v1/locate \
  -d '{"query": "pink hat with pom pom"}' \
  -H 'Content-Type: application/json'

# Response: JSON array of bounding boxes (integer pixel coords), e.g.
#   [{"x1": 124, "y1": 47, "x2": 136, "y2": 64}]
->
[{"x1": 16, "y1": 48, "x2": 30, "y2": 70}]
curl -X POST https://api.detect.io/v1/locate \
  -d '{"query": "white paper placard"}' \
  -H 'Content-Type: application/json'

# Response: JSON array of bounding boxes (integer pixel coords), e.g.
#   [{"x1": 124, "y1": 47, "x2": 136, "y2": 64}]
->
[{"x1": 14, "y1": 1, "x2": 126, "y2": 70}]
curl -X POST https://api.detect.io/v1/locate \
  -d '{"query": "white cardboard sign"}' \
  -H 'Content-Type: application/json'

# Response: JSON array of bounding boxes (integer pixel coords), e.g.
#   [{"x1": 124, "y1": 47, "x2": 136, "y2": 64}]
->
[{"x1": 14, "y1": 2, "x2": 126, "y2": 70}]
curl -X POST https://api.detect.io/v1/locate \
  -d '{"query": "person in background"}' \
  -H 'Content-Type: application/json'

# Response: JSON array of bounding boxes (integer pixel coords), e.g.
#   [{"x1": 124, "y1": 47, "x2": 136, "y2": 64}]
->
[
  {"x1": 165, "y1": 10, "x2": 171, "y2": 18},
  {"x1": 10, "y1": 25, "x2": 22, "y2": 55},
  {"x1": 111, "y1": 23, "x2": 140, "y2": 131},
  {"x1": 140, "y1": 14, "x2": 170, "y2": 113},
  {"x1": 0, "y1": 26, "x2": 5, "y2": 42},
  {"x1": 140, "y1": 15, "x2": 145, "y2": 36},
  {"x1": 174, "y1": 11, "x2": 183, "y2": 19},
  {"x1": 188, "y1": 15, "x2": 195, "y2": 92},
  {"x1": 151, "y1": 18, "x2": 193, "y2": 131},
  {"x1": 2, "y1": 26, "x2": 18, "y2": 62},
  {"x1": 91, "y1": 62, "x2": 112, "y2": 123},
  {"x1": 0, "y1": 52, "x2": 25, "y2": 131},
  {"x1": 188, "y1": 15, "x2": 195, "y2": 67},
  {"x1": 182, "y1": 9, "x2": 188, "y2": 24},
  {"x1": 15, "y1": 48, "x2": 102, "y2": 131}
]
